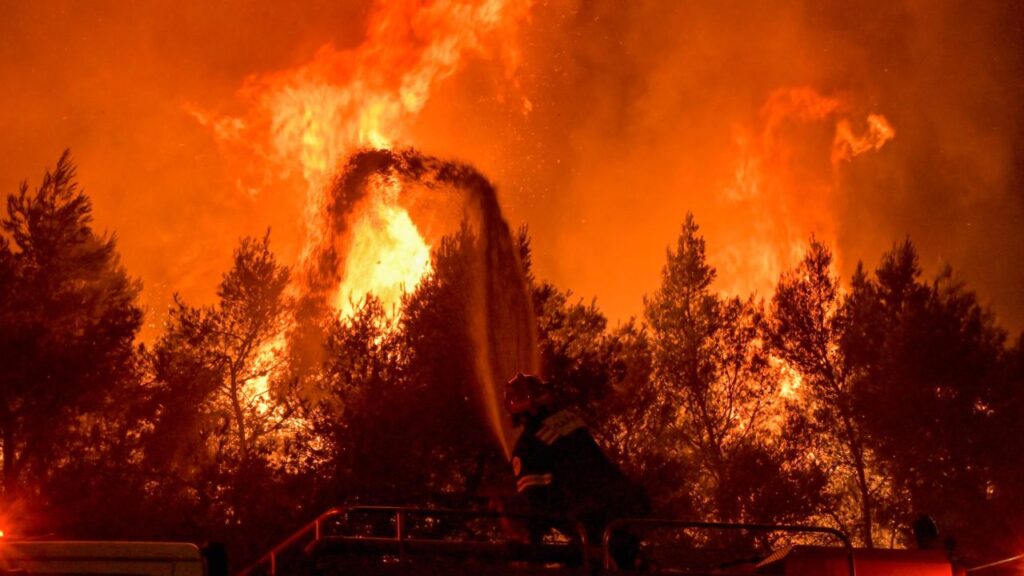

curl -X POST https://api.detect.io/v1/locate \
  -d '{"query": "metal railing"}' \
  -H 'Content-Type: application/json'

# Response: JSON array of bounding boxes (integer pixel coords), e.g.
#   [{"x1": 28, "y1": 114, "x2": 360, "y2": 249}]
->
[
  {"x1": 238, "y1": 506, "x2": 346, "y2": 576},
  {"x1": 237, "y1": 505, "x2": 590, "y2": 576}
]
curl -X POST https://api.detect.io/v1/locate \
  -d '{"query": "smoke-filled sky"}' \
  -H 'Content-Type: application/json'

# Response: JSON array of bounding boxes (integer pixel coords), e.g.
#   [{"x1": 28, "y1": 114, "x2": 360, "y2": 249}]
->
[{"x1": 2, "y1": 0, "x2": 1022, "y2": 337}]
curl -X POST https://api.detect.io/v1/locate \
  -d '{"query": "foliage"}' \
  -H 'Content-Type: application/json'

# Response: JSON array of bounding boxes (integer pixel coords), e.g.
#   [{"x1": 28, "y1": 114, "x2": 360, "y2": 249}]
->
[
  {"x1": 3, "y1": 156, "x2": 1024, "y2": 568},
  {"x1": 0, "y1": 152, "x2": 142, "y2": 519},
  {"x1": 841, "y1": 241, "x2": 1012, "y2": 557},
  {"x1": 767, "y1": 240, "x2": 883, "y2": 546},
  {"x1": 305, "y1": 227, "x2": 508, "y2": 507},
  {"x1": 767, "y1": 237, "x2": 1021, "y2": 560},
  {"x1": 640, "y1": 215, "x2": 826, "y2": 526},
  {"x1": 143, "y1": 231, "x2": 300, "y2": 561}
]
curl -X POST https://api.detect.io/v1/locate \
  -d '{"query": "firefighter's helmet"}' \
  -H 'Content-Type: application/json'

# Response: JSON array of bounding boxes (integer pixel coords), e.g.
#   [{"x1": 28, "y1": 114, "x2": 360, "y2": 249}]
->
[{"x1": 504, "y1": 373, "x2": 552, "y2": 416}]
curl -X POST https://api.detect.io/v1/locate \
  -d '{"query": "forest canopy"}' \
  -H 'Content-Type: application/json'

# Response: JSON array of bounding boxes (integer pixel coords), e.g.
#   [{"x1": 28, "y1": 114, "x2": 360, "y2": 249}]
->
[{"x1": 0, "y1": 154, "x2": 1021, "y2": 570}]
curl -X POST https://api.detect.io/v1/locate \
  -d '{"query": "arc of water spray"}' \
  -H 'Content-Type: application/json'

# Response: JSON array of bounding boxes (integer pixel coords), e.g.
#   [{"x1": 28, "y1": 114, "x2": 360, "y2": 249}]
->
[{"x1": 302, "y1": 148, "x2": 539, "y2": 457}]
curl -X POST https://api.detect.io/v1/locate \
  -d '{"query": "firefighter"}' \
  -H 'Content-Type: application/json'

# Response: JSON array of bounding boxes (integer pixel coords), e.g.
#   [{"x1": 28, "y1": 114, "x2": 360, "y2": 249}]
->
[{"x1": 503, "y1": 373, "x2": 649, "y2": 570}]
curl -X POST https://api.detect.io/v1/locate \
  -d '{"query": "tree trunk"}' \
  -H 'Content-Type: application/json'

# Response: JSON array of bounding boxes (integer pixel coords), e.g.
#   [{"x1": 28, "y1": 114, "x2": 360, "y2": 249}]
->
[
  {"x1": 2, "y1": 421, "x2": 17, "y2": 499},
  {"x1": 852, "y1": 443, "x2": 874, "y2": 548},
  {"x1": 228, "y1": 365, "x2": 250, "y2": 460},
  {"x1": 841, "y1": 411, "x2": 873, "y2": 548}
]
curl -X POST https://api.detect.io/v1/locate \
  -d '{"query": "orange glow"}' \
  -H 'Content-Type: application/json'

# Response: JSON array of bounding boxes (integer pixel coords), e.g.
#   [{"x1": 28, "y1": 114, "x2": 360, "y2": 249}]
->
[
  {"x1": 187, "y1": 0, "x2": 536, "y2": 454},
  {"x1": 715, "y1": 88, "x2": 894, "y2": 298},
  {"x1": 193, "y1": 0, "x2": 531, "y2": 320},
  {"x1": 833, "y1": 114, "x2": 896, "y2": 165},
  {"x1": 4, "y1": 2, "x2": 1023, "y2": 339},
  {"x1": 774, "y1": 356, "x2": 804, "y2": 400},
  {"x1": 250, "y1": 332, "x2": 288, "y2": 411},
  {"x1": 335, "y1": 175, "x2": 433, "y2": 317}
]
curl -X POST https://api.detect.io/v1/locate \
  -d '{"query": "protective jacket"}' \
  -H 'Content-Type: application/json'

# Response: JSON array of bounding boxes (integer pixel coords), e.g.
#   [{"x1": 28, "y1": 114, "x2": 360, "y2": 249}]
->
[{"x1": 510, "y1": 408, "x2": 649, "y2": 543}]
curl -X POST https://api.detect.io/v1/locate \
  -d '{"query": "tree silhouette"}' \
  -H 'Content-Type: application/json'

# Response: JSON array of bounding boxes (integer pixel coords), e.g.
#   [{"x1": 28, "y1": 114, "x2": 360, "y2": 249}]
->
[
  {"x1": 768, "y1": 240, "x2": 883, "y2": 546},
  {"x1": 306, "y1": 227, "x2": 510, "y2": 506},
  {"x1": 398, "y1": 228, "x2": 508, "y2": 498},
  {"x1": 214, "y1": 231, "x2": 295, "y2": 459},
  {"x1": 843, "y1": 241, "x2": 1011, "y2": 557},
  {"x1": 643, "y1": 214, "x2": 823, "y2": 527},
  {"x1": 0, "y1": 152, "x2": 142, "y2": 507},
  {"x1": 144, "y1": 231, "x2": 300, "y2": 563},
  {"x1": 153, "y1": 231, "x2": 294, "y2": 465},
  {"x1": 306, "y1": 295, "x2": 411, "y2": 499},
  {"x1": 5, "y1": 151, "x2": 1024, "y2": 568}
]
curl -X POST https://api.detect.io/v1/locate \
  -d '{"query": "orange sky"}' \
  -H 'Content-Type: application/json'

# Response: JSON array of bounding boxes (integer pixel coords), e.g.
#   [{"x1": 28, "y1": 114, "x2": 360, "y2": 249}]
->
[{"x1": 2, "y1": 0, "x2": 1022, "y2": 338}]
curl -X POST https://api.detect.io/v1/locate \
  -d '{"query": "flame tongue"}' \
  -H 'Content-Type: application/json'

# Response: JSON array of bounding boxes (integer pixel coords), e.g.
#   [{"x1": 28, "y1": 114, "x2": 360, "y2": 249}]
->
[
  {"x1": 193, "y1": 0, "x2": 532, "y2": 319},
  {"x1": 335, "y1": 175, "x2": 432, "y2": 317},
  {"x1": 716, "y1": 87, "x2": 895, "y2": 297}
]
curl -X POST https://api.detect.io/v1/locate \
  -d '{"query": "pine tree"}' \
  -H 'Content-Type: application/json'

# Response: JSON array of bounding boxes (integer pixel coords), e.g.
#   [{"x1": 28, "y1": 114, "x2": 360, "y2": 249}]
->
[
  {"x1": 644, "y1": 214, "x2": 821, "y2": 526},
  {"x1": 0, "y1": 152, "x2": 142, "y2": 506}
]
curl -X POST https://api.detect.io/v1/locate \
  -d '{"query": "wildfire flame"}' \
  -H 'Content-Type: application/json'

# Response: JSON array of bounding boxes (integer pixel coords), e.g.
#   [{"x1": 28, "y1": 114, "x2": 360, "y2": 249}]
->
[
  {"x1": 335, "y1": 174, "x2": 432, "y2": 317},
  {"x1": 193, "y1": 0, "x2": 532, "y2": 317},
  {"x1": 833, "y1": 113, "x2": 896, "y2": 165},
  {"x1": 716, "y1": 87, "x2": 895, "y2": 297}
]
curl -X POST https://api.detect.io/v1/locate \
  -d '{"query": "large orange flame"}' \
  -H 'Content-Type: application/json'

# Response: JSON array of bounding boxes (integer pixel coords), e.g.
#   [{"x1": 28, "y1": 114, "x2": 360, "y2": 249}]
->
[
  {"x1": 194, "y1": 0, "x2": 532, "y2": 317},
  {"x1": 715, "y1": 87, "x2": 895, "y2": 298},
  {"x1": 335, "y1": 174, "x2": 432, "y2": 317}
]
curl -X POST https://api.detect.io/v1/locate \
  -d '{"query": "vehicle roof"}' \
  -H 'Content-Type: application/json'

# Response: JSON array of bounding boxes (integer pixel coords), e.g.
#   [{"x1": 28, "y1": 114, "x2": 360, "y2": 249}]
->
[{"x1": 0, "y1": 541, "x2": 201, "y2": 561}]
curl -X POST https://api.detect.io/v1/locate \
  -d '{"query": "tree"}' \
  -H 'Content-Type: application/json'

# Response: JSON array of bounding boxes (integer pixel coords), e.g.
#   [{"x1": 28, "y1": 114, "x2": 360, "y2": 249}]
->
[
  {"x1": 986, "y1": 334, "x2": 1024, "y2": 558},
  {"x1": 644, "y1": 214, "x2": 822, "y2": 526},
  {"x1": 144, "y1": 232, "x2": 301, "y2": 563},
  {"x1": 843, "y1": 241, "x2": 1009, "y2": 556},
  {"x1": 0, "y1": 152, "x2": 142, "y2": 507},
  {"x1": 769, "y1": 240, "x2": 885, "y2": 546},
  {"x1": 307, "y1": 227, "x2": 510, "y2": 506},
  {"x1": 398, "y1": 228, "x2": 508, "y2": 498},
  {"x1": 152, "y1": 231, "x2": 294, "y2": 465},
  {"x1": 213, "y1": 231, "x2": 295, "y2": 460},
  {"x1": 305, "y1": 295, "x2": 411, "y2": 500}
]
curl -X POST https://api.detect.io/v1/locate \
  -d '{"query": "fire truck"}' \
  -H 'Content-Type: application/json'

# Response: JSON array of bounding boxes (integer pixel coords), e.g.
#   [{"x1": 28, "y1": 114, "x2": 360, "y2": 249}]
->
[{"x1": 236, "y1": 505, "x2": 972, "y2": 576}]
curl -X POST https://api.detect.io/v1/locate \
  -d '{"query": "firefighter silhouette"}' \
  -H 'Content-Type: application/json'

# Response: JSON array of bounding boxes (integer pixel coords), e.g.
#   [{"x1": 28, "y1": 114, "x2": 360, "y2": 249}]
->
[{"x1": 504, "y1": 373, "x2": 649, "y2": 569}]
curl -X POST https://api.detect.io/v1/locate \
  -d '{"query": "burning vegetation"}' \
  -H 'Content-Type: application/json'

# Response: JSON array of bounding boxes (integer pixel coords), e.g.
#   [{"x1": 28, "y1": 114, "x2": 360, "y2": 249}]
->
[{"x1": 0, "y1": 0, "x2": 1022, "y2": 573}]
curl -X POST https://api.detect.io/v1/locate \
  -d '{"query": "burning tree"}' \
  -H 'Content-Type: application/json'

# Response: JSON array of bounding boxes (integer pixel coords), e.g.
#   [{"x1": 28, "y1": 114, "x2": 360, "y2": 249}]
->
[
  {"x1": 767, "y1": 241, "x2": 885, "y2": 546},
  {"x1": 302, "y1": 295, "x2": 406, "y2": 499},
  {"x1": 153, "y1": 231, "x2": 295, "y2": 465},
  {"x1": 637, "y1": 214, "x2": 826, "y2": 526},
  {"x1": 295, "y1": 224, "x2": 525, "y2": 513},
  {"x1": 143, "y1": 231, "x2": 302, "y2": 557}
]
